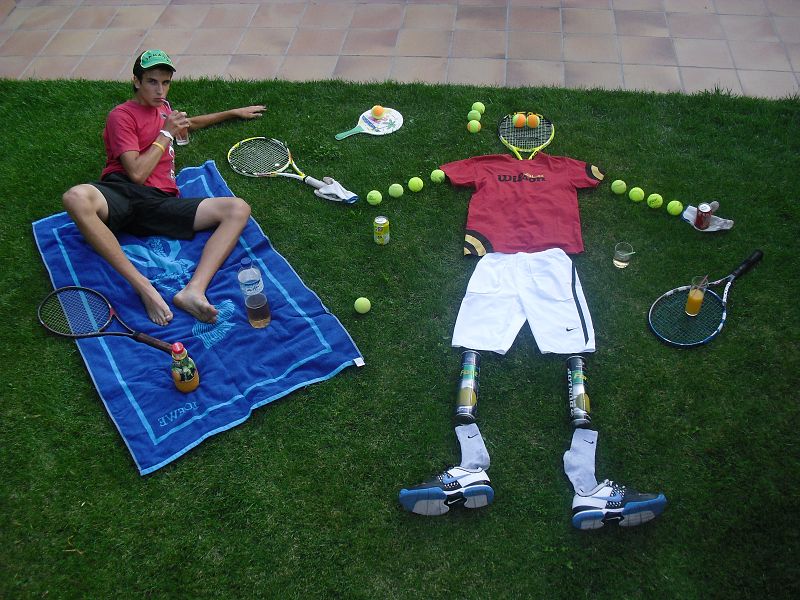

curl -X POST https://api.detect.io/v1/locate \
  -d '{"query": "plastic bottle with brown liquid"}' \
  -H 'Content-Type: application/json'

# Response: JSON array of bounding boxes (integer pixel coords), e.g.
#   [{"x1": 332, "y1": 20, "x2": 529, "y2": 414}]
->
[{"x1": 237, "y1": 257, "x2": 271, "y2": 328}]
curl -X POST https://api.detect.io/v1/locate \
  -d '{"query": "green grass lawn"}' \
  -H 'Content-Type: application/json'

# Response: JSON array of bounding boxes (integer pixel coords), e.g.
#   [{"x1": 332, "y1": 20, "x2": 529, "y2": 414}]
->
[{"x1": 1, "y1": 78, "x2": 798, "y2": 598}]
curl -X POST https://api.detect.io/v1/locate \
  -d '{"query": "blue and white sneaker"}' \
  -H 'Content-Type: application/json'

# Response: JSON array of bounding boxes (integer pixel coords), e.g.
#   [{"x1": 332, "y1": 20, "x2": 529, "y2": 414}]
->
[
  {"x1": 571, "y1": 479, "x2": 667, "y2": 530},
  {"x1": 399, "y1": 467, "x2": 494, "y2": 516}
]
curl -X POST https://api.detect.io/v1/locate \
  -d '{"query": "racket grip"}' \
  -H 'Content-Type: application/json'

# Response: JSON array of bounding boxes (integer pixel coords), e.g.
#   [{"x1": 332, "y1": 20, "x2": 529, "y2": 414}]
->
[
  {"x1": 334, "y1": 128, "x2": 359, "y2": 140},
  {"x1": 304, "y1": 176, "x2": 326, "y2": 189},
  {"x1": 134, "y1": 332, "x2": 174, "y2": 354},
  {"x1": 731, "y1": 250, "x2": 763, "y2": 279}
]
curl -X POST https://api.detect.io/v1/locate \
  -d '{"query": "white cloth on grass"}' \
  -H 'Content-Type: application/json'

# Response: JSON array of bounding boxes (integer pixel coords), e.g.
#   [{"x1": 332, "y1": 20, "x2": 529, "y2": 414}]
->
[
  {"x1": 682, "y1": 204, "x2": 734, "y2": 232},
  {"x1": 313, "y1": 176, "x2": 358, "y2": 204},
  {"x1": 452, "y1": 249, "x2": 595, "y2": 354}
]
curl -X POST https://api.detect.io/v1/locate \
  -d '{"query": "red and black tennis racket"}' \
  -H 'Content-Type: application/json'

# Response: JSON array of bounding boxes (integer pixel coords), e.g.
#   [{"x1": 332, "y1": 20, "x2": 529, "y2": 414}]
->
[{"x1": 38, "y1": 286, "x2": 173, "y2": 353}]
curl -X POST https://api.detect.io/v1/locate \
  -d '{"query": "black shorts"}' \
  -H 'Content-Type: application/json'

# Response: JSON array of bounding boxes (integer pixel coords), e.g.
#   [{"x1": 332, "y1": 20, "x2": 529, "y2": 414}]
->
[{"x1": 91, "y1": 173, "x2": 206, "y2": 240}]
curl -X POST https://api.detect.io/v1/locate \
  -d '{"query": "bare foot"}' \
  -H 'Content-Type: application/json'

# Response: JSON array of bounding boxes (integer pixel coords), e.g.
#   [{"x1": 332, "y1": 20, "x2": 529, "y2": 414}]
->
[
  {"x1": 138, "y1": 286, "x2": 173, "y2": 326},
  {"x1": 174, "y1": 287, "x2": 219, "y2": 323}
]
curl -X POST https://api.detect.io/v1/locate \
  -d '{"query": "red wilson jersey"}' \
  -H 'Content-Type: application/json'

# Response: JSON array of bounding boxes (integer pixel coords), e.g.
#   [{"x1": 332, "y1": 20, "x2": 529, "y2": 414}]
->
[
  {"x1": 441, "y1": 153, "x2": 604, "y2": 256},
  {"x1": 101, "y1": 100, "x2": 178, "y2": 195}
]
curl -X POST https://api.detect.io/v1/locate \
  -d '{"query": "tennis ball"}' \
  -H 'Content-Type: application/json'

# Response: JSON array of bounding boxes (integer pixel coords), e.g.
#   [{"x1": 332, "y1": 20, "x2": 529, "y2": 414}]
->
[
  {"x1": 354, "y1": 297, "x2": 371, "y2": 314},
  {"x1": 430, "y1": 169, "x2": 445, "y2": 183},
  {"x1": 371, "y1": 105, "x2": 385, "y2": 119},
  {"x1": 667, "y1": 200, "x2": 684, "y2": 216},
  {"x1": 408, "y1": 177, "x2": 424, "y2": 192},
  {"x1": 611, "y1": 179, "x2": 627, "y2": 195},
  {"x1": 646, "y1": 193, "x2": 663, "y2": 209},
  {"x1": 472, "y1": 101, "x2": 485, "y2": 115},
  {"x1": 388, "y1": 183, "x2": 404, "y2": 198},
  {"x1": 467, "y1": 109, "x2": 482, "y2": 122},
  {"x1": 513, "y1": 113, "x2": 526, "y2": 128},
  {"x1": 467, "y1": 120, "x2": 481, "y2": 133},
  {"x1": 366, "y1": 190, "x2": 382, "y2": 206},
  {"x1": 628, "y1": 187, "x2": 645, "y2": 202},
  {"x1": 527, "y1": 114, "x2": 540, "y2": 128}
]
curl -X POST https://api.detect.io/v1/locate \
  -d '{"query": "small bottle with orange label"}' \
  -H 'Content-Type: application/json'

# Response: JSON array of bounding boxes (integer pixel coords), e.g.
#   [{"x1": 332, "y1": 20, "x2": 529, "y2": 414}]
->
[{"x1": 170, "y1": 342, "x2": 200, "y2": 393}]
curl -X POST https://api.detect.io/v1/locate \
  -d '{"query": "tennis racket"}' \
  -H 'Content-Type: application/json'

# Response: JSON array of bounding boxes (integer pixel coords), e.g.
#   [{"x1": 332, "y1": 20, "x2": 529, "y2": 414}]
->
[
  {"x1": 498, "y1": 112, "x2": 555, "y2": 159},
  {"x1": 38, "y1": 286, "x2": 173, "y2": 354},
  {"x1": 335, "y1": 108, "x2": 403, "y2": 140},
  {"x1": 648, "y1": 250, "x2": 763, "y2": 348},
  {"x1": 227, "y1": 137, "x2": 325, "y2": 189}
]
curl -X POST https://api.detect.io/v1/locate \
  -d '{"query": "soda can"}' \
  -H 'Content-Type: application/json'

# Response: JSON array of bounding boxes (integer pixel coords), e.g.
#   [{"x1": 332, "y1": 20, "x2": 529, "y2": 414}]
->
[
  {"x1": 373, "y1": 216, "x2": 390, "y2": 245},
  {"x1": 455, "y1": 351, "x2": 480, "y2": 424},
  {"x1": 566, "y1": 355, "x2": 591, "y2": 428},
  {"x1": 694, "y1": 202, "x2": 712, "y2": 230}
]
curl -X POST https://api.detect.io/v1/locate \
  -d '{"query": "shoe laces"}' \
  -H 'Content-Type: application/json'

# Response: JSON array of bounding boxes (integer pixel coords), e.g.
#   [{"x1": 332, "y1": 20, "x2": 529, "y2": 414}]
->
[
  {"x1": 606, "y1": 480, "x2": 627, "y2": 497},
  {"x1": 436, "y1": 466, "x2": 457, "y2": 481}
]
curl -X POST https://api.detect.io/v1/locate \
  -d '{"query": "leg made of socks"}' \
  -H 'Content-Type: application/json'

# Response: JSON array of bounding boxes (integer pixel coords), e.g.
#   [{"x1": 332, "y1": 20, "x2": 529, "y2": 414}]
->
[
  {"x1": 563, "y1": 428, "x2": 599, "y2": 494},
  {"x1": 456, "y1": 423, "x2": 490, "y2": 471}
]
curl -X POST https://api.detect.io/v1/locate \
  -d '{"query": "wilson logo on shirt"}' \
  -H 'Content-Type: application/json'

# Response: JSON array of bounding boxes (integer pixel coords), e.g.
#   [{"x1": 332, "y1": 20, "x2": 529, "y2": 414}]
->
[{"x1": 497, "y1": 172, "x2": 545, "y2": 183}]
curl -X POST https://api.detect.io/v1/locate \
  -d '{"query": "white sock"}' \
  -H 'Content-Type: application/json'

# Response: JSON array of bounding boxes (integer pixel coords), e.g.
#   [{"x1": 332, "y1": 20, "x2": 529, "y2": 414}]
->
[
  {"x1": 456, "y1": 423, "x2": 490, "y2": 471},
  {"x1": 563, "y1": 429, "x2": 599, "y2": 494}
]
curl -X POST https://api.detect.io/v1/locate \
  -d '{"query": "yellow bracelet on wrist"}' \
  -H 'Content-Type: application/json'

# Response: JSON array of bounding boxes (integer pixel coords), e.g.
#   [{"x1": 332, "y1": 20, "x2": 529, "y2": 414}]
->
[{"x1": 151, "y1": 141, "x2": 166, "y2": 153}]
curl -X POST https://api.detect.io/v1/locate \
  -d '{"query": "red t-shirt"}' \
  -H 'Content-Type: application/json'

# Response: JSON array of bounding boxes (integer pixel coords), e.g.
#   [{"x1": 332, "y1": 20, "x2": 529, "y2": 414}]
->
[
  {"x1": 441, "y1": 153, "x2": 604, "y2": 256},
  {"x1": 101, "y1": 100, "x2": 178, "y2": 195}
]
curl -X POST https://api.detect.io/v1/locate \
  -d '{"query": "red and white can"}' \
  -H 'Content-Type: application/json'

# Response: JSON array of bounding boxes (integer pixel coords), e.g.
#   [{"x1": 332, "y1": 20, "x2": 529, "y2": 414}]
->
[{"x1": 694, "y1": 203, "x2": 712, "y2": 230}]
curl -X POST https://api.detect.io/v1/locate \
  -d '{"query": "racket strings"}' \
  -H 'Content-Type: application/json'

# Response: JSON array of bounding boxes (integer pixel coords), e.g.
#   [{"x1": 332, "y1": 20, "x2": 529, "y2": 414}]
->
[
  {"x1": 40, "y1": 288, "x2": 111, "y2": 335},
  {"x1": 499, "y1": 115, "x2": 553, "y2": 151},
  {"x1": 230, "y1": 139, "x2": 290, "y2": 175},
  {"x1": 649, "y1": 291, "x2": 725, "y2": 345}
]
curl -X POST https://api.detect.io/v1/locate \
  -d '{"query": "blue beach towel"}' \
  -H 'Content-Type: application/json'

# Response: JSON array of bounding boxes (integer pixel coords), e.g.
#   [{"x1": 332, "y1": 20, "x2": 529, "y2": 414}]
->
[{"x1": 33, "y1": 161, "x2": 364, "y2": 475}]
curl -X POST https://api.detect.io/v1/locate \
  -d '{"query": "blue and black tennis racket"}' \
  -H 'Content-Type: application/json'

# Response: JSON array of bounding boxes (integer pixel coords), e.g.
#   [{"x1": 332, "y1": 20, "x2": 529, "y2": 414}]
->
[{"x1": 648, "y1": 250, "x2": 763, "y2": 348}]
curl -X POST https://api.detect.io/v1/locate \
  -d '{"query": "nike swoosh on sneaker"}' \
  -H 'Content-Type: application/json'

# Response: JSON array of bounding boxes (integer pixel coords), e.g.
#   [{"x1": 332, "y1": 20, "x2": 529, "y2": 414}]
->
[
  {"x1": 595, "y1": 494, "x2": 624, "y2": 503},
  {"x1": 441, "y1": 474, "x2": 462, "y2": 484}
]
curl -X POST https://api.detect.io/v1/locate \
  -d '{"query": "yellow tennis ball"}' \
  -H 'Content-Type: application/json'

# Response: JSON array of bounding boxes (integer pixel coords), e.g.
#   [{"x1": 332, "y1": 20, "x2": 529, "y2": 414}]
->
[
  {"x1": 513, "y1": 113, "x2": 526, "y2": 128},
  {"x1": 388, "y1": 183, "x2": 404, "y2": 198},
  {"x1": 366, "y1": 190, "x2": 382, "y2": 205},
  {"x1": 467, "y1": 120, "x2": 481, "y2": 133},
  {"x1": 354, "y1": 297, "x2": 371, "y2": 314},
  {"x1": 371, "y1": 105, "x2": 385, "y2": 119},
  {"x1": 472, "y1": 101, "x2": 486, "y2": 114},
  {"x1": 647, "y1": 193, "x2": 663, "y2": 209},
  {"x1": 667, "y1": 200, "x2": 683, "y2": 216},
  {"x1": 467, "y1": 109, "x2": 482, "y2": 122},
  {"x1": 430, "y1": 169, "x2": 445, "y2": 183},
  {"x1": 628, "y1": 187, "x2": 645, "y2": 202},
  {"x1": 611, "y1": 179, "x2": 627, "y2": 195},
  {"x1": 527, "y1": 114, "x2": 540, "y2": 128},
  {"x1": 408, "y1": 177, "x2": 423, "y2": 192}
]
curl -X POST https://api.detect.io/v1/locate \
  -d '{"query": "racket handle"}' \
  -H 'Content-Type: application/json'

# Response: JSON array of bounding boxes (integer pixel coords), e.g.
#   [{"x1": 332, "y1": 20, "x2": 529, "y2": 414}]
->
[
  {"x1": 335, "y1": 127, "x2": 361, "y2": 140},
  {"x1": 134, "y1": 332, "x2": 174, "y2": 354},
  {"x1": 304, "y1": 176, "x2": 326, "y2": 189},
  {"x1": 731, "y1": 250, "x2": 763, "y2": 279}
]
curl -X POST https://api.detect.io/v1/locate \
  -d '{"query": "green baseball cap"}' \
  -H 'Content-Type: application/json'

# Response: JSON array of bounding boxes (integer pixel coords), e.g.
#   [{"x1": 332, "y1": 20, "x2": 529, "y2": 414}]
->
[{"x1": 134, "y1": 49, "x2": 175, "y2": 76}]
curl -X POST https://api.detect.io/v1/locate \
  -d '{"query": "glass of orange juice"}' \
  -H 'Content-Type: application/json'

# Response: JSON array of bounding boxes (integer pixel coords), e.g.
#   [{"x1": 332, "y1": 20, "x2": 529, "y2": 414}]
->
[{"x1": 685, "y1": 275, "x2": 707, "y2": 316}]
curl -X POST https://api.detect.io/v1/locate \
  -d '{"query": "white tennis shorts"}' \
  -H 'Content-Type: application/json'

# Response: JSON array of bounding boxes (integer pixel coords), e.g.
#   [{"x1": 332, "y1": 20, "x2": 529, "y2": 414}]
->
[{"x1": 452, "y1": 249, "x2": 595, "y2": 355}]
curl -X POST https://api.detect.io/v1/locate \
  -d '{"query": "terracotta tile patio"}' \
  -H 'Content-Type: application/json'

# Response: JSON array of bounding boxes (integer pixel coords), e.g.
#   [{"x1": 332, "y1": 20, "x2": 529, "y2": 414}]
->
[{"x1": 0, "y1": 0, "x2": 797, "y2": 98}]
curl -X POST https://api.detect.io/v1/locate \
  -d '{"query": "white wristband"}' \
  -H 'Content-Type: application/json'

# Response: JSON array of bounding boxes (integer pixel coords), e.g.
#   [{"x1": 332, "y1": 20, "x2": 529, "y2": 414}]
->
[{"x1": 159, "y1": 129, "x2": 174, "y2": 141}]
